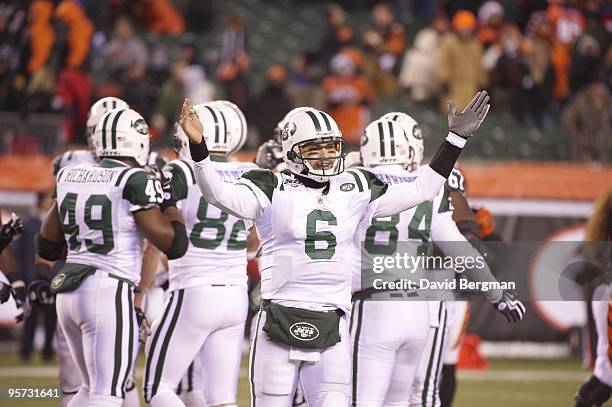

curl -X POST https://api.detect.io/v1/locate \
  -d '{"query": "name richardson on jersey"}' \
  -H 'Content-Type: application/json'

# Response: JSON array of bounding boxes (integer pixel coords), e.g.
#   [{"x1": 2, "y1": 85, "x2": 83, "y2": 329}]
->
[{"x1": 62, "y1": 167, "x2": 116, "y2": 184}]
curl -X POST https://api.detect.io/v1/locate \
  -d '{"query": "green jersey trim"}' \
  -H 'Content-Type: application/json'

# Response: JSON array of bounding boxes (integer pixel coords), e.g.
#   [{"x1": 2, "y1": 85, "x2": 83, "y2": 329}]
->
[
  {"x1": 348, "y1": 168, "x2": 388, "y2": 202},
  {"x1": 240, "y1": 169, "x2": 277, "y2": 202},
  {"x1": 438, "y1": 183, "x2": 451, "y2": 213},
  {"x1": 346, "y1": 170, "x2": 364, "y2": 192},
  {"x1": 122, "y1": 169, "x2": 156, "y2": 207},
  {"x1": 166, "y1": 162, "x2": 189, "y2": 201}
]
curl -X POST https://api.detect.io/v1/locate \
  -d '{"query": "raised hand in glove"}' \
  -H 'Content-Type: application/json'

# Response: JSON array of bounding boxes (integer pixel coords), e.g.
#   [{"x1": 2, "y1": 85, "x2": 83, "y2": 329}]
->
[
  {"x1": 136, "y1": 307, "x2": 150, "y2": 344},
  {"x1": 493, "y1": 290, "x2": 526, "y2": 323},
  {"x1": 28, "y1": 280, "x2": 55, "y2": 305},
  {"x1": 0, "y1": 213, "x2": 24, "y2": 253},
  {"x1": 255, "y1": 140, "x2": 283, "y2": 170},
  {"x1": 448, "y1": 90, "x2": 491, "y2": 140}
]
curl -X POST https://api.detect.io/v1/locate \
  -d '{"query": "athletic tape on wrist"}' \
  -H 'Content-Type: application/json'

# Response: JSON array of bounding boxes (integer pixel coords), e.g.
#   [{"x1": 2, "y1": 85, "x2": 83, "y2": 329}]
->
[{"x1": 446, "y1": 132, "x2": 467, "y2": 148}]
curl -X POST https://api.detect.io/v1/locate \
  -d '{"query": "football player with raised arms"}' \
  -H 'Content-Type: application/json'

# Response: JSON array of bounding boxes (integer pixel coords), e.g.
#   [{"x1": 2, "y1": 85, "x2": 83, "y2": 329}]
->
[
  {"x1": 179, "y1": 90, "x2": 489, "y2": 406},
  {"x1": 143, "y1": 100, "x2": 254, "y2": 407},
  {"x1": 36, "y1": 108, "x2": 188, "y2": 407},
  {"x1": 350, "y1": 113, "x2": 525, "y2": 406}
]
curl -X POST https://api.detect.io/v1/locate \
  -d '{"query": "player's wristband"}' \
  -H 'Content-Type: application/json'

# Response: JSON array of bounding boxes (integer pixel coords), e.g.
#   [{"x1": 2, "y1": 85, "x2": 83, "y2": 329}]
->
[
  {"x1": 429, "y1": 140, "x2": 462, "y2": 178},
  {"x1": 189, "y1": 139, "x2": 209, "y2": 162},
  {"x1": 446, "y1": 131, "x2": 467, "y2": 148}
]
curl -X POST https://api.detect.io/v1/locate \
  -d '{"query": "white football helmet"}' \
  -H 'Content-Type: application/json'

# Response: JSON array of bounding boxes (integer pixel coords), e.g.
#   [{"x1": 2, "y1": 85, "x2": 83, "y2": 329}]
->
[
  {"x1": 92, "y1": 109, "x2": 150, "y2": 166},
  {"x1": 204, "y1": 100, "x2": 247, "y2": 155},
  {"x1": 274, "y1": 107, "x2": 313, "y2": 144},
  {"x1": 281, "y1": 109, "x2": 345, "y2": 183},
  {"x1": 86, "y1": 97, "x2": 130, "y2": 148},
  {"x1": 380, "y1": 112, "x2": 423, "y2": 171},
  {"x1": 361, "y1": 119, "x2": 413, "y2": 170},
  {"x1": 173, "y1": 102, "x2": 242, "y2": 158}
]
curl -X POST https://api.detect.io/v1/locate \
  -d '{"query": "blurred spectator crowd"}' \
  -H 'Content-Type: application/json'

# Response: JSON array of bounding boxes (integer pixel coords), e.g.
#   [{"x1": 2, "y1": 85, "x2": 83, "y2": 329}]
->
[{"x1": 0, "y1": 0, "x2": 610, "y2": 163}]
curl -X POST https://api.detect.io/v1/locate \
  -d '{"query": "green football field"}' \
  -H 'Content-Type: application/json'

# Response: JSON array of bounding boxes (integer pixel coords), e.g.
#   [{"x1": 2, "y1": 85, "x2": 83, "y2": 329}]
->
[{"x1": 0, "y1": 352, "x2": 593, "y2": 406}]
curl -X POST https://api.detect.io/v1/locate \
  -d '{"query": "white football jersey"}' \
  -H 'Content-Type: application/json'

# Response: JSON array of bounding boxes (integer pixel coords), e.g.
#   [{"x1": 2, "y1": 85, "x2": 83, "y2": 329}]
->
[
  {"x1": 351, "y1": 165, "x2": 453, "y2": 293},
  {"x1": 52, "y1": 149, "x2": 96, "y2": 176},
  {"x1": 239, "y1": 168, "x2": 388, "y2": 312},
  {"x1": 55, "y1": 159, "x2": 160, "y2": 283},
  {"x1": 167, "y1": 158, "x2": 257, "y2": 290}
]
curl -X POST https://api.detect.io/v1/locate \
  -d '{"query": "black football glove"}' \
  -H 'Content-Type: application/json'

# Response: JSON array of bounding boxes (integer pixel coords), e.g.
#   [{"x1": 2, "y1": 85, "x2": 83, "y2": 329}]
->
[
  {"x1": 448, "y1": 90, "x2": 490, "y2": 140},
  {"x1": 6, "y1": 270, "x2": 28, "y2": 322},
  {"x1": 575, "y1": 375, "x2": 611, "y2": 407},
  {"x1": 135, "y1": 307, "x2": 150, "y2": 344},
  {"x1": 0, "y1": 213, "x2": 24, "y2": 253},
  {"x1": 28, "y1": 280, "x2": 55, "y2": 305},
  {"x1": 0, "y1": 281, "x2": 12, "y2": 303},
  {"x1": 493, "y1": 290, "x2": 526, "y2": 323}
]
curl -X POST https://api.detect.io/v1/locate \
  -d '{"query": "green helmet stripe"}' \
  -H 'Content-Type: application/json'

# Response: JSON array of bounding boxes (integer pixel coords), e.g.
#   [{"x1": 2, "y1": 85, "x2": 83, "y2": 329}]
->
[
  {"x1": 110, "y1": 110, "x2": 124, "y2": 150},
  {"x1": 377, "y1": 121, "x2": 385, "y2": 157},
  {"x1": 101, "y1": 111, "x2": 112, "y2": 149},
  {"x1": 320, "y1": 111, "x2": 332, "y2": 132},
  {"x1": 305, "y1": 111, "x2": 322, "y2": 132},
  {"x1": 203, "y1": 106, "x2": 220, "y2": 143},
  {"x1": 218, "y1": 110, "x2": 228, "y2": 144},
  {"x1": 388, "y1": 121, "x2": 395, "y2": 156}
]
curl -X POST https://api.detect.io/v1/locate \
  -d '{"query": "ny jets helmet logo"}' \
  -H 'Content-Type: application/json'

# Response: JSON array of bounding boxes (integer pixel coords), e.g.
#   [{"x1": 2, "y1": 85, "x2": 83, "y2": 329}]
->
[
  {"x1": 361, "y1": 133, "x2": 369, "y2": 146},
  {"x1": 282, "y1": 121, "x2": 297, "y2": 141},
  {"x1": 413, "y1": 125, "x2": 423, "y2": 140},
  {"x1": 133, "y1": 119, "x2": 149, "y2": 135}
]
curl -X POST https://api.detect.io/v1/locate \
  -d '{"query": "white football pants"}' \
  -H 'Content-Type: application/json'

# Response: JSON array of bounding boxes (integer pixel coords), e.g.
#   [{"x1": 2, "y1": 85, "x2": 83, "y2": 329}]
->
[
  {"x1": 350, "y1": 299, "x2": 430, "y2": 406},
  {"x1": 443, "y1": 301, "x2": 469, "y2": 365},
  {"x1": 144, "y1": 285, "x2": 247, "y2": 406},
  {"x1": 56, "y1": 272, "x2": 138, "y2": 407},
  {"x1": 409, "y1": 301, "x2": 452, "y2": 407},
  {"x1": 249, "y1": 308, "x2": 352, "y2": 406}
]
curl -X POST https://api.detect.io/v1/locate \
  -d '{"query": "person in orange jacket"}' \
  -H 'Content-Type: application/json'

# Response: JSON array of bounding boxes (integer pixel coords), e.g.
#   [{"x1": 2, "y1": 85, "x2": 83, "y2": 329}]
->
[
  {"x1": 322, "y1": 53, "x2": 375, "y2": 147},
  {"x1": 28, "y1": 0, "x2": 55, "y2": 75},
  {"x1": 54, "y1": 0, "x2": 94, "y2": 69},
  {"x1": 139, "y1": 0, "x2": 186, "y2": 35}
]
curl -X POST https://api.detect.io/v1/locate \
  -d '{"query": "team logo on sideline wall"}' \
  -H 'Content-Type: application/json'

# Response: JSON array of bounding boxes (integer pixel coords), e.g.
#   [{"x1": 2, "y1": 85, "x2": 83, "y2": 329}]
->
[
  {"x1": 340, "y1": 183, "x2": 355, "y2": 192},
  {"x1": 290, "y1": 322, "x2": 320, "y2": 341}
]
